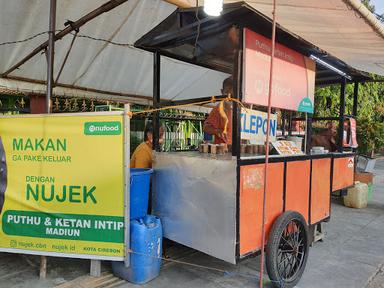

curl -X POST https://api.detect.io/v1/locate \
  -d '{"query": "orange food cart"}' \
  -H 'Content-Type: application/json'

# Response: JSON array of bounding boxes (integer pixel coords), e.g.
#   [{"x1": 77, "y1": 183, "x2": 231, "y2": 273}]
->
[{"x1": 135, "y1": 3, "x2": 366, "y2": 287}]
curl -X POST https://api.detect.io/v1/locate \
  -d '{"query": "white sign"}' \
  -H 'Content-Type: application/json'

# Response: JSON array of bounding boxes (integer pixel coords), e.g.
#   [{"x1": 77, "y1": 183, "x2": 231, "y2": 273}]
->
[{"x1": 240, "y1": 109, "x2": 277, "y2": 144}]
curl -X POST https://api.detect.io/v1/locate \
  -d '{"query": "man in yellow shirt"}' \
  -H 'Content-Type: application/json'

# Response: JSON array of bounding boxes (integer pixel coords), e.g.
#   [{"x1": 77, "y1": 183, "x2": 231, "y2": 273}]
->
[{"x1": 130, "y1": 123, "x2": 164, "y2": 168}]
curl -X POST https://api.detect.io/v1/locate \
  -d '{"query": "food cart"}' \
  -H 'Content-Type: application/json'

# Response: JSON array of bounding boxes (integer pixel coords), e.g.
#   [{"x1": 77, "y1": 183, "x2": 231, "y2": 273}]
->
[{"x1": 135, "y1": 3, "x2": 368, "y2": 287}]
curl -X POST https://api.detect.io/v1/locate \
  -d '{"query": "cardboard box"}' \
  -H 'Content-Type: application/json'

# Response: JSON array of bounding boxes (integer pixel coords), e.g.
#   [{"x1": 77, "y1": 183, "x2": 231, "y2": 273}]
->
[{"x1": 355, "y1": 172, "x2": 374, "y2": 184}]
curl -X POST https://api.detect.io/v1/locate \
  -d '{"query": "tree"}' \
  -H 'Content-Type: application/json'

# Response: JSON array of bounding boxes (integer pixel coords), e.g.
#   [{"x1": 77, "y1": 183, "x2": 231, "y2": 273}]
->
[
  {"x1": 314, "y1": 78, "x2": 384, "y2": 155},
  {"x1": 361, "y1": 0, "x2": 375, "y2": 13},
  {"x1": 361, "y1": 0, "x2": 384, "y2": 22}
]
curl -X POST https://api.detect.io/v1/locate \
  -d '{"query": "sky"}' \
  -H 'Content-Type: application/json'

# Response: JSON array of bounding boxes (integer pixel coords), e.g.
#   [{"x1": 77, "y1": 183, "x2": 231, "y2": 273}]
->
[{"x1": 371, "y1": 0, "x2": 384, "y2": 14}]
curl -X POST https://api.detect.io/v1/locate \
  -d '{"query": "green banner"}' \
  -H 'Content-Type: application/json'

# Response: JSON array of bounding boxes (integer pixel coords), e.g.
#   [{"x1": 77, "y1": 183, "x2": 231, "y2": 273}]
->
[{"x1": 2, "y1": 210, "x2": 124, "y2": 243}]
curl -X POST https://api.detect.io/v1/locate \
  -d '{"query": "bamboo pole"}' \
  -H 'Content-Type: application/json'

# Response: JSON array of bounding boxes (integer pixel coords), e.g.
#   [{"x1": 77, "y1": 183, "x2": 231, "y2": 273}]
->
[{"x1": 259, "y1": 0, "x2": 277, "y2": 287}]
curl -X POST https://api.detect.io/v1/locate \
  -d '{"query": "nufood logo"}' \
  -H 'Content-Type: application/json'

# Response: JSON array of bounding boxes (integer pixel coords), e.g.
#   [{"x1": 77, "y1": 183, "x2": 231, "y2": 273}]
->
[{"x1": 84, "y1": 122, "x2": 121, "y2": 135}]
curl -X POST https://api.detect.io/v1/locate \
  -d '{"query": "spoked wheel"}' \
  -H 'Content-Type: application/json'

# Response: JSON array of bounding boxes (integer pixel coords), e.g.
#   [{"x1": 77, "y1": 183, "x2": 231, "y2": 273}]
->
[{"x1": 266, "y1": 211, "x2": 309, "y2": 288}]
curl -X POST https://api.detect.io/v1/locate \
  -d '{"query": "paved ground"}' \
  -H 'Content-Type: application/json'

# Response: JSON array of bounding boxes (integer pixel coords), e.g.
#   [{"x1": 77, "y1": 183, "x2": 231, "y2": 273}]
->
[
  {"x1": 367, "y1": 264, "x2": 384, "y2": 288},
  {"x1": 0, "y1": 160, "x2": 383, "y2": 288}
]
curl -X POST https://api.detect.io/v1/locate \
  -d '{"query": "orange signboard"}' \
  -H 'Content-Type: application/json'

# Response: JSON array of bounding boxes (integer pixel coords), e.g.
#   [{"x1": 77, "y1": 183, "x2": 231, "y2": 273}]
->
[{"x1": 243, "y1": 29, "x2": 316, "y2": 113}]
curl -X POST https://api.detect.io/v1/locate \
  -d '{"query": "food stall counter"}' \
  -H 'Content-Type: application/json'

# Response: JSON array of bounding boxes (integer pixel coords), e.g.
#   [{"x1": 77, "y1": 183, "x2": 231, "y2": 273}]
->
[{"x1": 153, "y1": 150, "x2": 355, "y2": 263}]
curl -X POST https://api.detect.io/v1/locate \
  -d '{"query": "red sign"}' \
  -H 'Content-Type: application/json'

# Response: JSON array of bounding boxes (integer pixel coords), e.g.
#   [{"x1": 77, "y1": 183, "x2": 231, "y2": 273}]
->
[{"x1": 243, "y1": 29, "x2": 316, "y2": 113}]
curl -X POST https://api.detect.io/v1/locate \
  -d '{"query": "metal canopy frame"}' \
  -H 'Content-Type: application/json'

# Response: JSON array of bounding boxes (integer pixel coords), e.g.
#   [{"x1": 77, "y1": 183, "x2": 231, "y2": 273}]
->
[
  {"x1": 1, "y1": 0, "x2": 130, "y2": 109},
  {"x1": 46, "y1": 0, "x2": 56, "y2": 113},
  {"x1": 1, "y1": 0, "x2": 129, "y2": 79}
]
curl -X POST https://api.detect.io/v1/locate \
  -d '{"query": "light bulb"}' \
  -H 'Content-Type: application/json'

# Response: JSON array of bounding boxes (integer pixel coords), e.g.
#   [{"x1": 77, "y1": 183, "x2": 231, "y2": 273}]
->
[{"x1": 204, "y1": 0, "x2": 223, "y2": 16}]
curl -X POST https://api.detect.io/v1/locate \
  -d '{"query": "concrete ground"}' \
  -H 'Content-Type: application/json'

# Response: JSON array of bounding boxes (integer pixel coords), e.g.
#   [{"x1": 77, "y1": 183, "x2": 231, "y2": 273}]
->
[{"x1": 1, "y1": 160, "x2": 384, "y2": 288}]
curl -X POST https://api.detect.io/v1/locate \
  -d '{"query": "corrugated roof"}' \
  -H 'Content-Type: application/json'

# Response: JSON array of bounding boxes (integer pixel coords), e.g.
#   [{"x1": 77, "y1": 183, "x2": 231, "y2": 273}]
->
[{"x1": 0, "y1": 0, "x2": 228, "y2": 101}]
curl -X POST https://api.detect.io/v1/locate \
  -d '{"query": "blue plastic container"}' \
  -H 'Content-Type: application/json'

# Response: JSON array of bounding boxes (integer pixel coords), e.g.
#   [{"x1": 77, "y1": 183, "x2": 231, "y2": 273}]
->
[
  {"x1": 130, "y1": 168, "x2": 152, "y2": 220},
  {"x1": 112, "y1": 215, "x2": 162, "y2": 284}
]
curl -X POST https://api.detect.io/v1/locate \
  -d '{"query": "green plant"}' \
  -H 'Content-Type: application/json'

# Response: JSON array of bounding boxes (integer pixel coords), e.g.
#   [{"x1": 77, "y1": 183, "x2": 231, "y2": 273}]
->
[
  {"x1": 356, "y1": 119, "x2": 384, "y2": 156},
  {"x1": 314, "y1": 75, "x2": 384, "y2": 155}
]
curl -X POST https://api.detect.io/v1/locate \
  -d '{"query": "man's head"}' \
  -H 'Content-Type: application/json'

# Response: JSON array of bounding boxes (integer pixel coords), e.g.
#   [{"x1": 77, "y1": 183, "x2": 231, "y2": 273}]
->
[
  {"x1": 221, "y1": 77, "x2": 234, "y2": 97},
  {"x1": 221, "y1": 77, "x2": 234, "y2": 110},
  {"x1": 144, "y1": 122, "x2": 164, "y2": 144}
]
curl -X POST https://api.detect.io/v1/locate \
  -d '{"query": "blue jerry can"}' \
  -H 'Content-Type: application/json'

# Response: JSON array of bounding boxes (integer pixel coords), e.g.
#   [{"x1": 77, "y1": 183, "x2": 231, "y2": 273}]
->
[{"x1": 112, "y1": 215, "x2": 162, "y2": 284}]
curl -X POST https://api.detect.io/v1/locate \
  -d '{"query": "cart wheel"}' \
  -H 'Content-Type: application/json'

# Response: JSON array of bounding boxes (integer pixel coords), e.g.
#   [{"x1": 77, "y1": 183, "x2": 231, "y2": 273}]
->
[{"x1": 266, "y1": 211, "x2": 309, "y2": 288}]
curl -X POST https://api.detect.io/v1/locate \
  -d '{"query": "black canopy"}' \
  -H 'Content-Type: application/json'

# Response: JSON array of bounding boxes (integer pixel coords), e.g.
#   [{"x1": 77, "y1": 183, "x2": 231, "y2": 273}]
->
[{"x1": 135, "y1": 2, "x2": 371, "y2": 85}]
